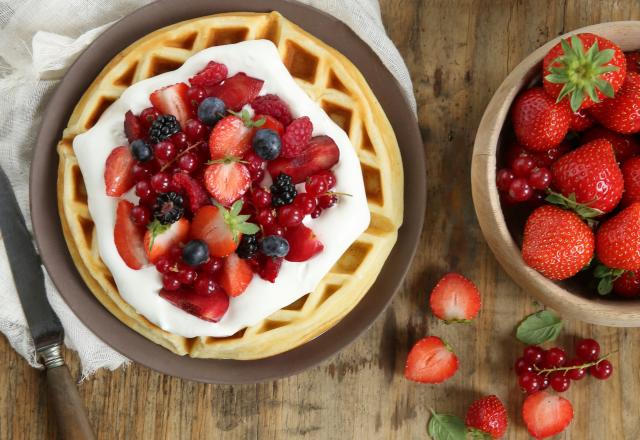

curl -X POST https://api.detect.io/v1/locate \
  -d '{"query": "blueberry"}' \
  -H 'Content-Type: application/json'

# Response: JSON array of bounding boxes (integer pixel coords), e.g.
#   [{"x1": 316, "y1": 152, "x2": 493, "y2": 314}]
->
[
  {"x1": 130, "y1": 139, "x2": 152, "y2": 162},
  {"x1": 252, "y1": 129, "x2": 282, "y2": 160},
  {"x1": 182, "y1": 239, "x2": 210, "y2": 266},
  {"x1": 261, "y1": 235, "x2": 289, "y2": 257},
  {"x1": 197, "y1": 97, "x2": 226, "y2": 126}
]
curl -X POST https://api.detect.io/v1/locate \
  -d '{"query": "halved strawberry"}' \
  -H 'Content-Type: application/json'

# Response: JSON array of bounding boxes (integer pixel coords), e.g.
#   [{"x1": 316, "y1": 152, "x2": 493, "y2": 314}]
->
[
  {"x1": 404, "y1": 336, "x2": 458, "y2": 384},
  {"x1": 284, "y1": 224, "x2": 324, "y2": 262},
  {"x1": 114, "y1": 200, "x2": 147, "y2": 269},
  {"x1": 220, "y1": 253, "x2": 254, "y2": 297},
  {"x1": 172, "y1": 172, "x2": 209, "y2": 213},
  {"x1": 104, "y1": 146, "x2": 135, "y2": 197},
  {"x1": 189, "y1": 61, "x2": 228, "y2": 88},
  {"x1": 522, "y1": 391, "x2": 573, "y2": 439},
  {"x1": 255, "y1": 114, "x2": 284, "y2": 136},
  {"x1": 159, "y1": 288, "x2": 229, "y2": 322},
  {"x1": 429, "y1": 273, "x2": 481, "y2": 323},
  {"x1": 206, "y1": 72, "x2": 263, "y2": 111},
  {"x1": 143, "y1": 218, "x2": 189, "y2": 263},
  {"x1": 190, "y1": 202, "x2": 259, "y2": 257},
  {"x1": 124, "y1": 110, "x2": 143, "y2": 142},
  {"x1": 204, "y1": 160, "x2": 251, "y2": 206},
  {"x1": 149, "y1": 82, "x2": 192, "y2": 126},
  {"x1": 208, "y1": 115, "x2": 254, "y2": 159},
  {"x1": 267, "y1": 135, "x2": 340, "y2": 184}
]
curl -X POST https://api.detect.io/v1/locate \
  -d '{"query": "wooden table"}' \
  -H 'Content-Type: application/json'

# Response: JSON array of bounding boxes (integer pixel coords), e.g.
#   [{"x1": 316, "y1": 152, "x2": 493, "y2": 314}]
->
[{"x1": 2, "y1": 1, "x2": 640, "y2": 438}]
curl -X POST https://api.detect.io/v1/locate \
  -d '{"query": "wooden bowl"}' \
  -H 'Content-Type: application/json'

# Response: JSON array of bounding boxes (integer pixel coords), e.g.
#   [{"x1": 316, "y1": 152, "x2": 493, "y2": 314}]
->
[{"x1": 471, "y1": 21, "x2": 640, "y2": 327}]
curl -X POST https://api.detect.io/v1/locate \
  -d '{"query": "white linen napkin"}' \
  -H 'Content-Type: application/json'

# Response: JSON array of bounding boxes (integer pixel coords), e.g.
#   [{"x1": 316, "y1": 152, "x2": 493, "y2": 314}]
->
[{"x1": 0, "y1": 0, "x2": 415, "y2": 378}]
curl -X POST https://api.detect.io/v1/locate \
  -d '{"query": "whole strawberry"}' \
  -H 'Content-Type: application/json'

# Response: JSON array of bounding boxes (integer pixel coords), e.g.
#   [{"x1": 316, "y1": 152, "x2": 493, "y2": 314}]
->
[
  {"x1": 626, "y1": 51, "x2": 640, "y2": 74},
  {"x1": 621, "y1": 157, "x2": 640, "y2": 206},
  {"x1": 613, "y1": 270, "x2": 640, "y2": 297},
  {"x1": 581, "y1": 126, "x2": 640, "y2": 163},
  {"x1": 589, "y1": 71, "x2": 640, "y2": 134},
  {"x1": 522, "y1": 205, "x2": 594, "y2": 280},
  {"x1": 595, "y1": 202, "x2": 640, "y2": 271},
  {"x1": 511, "y1": 87, "x2": 571, "y2": 151},
  {"x1": 465, "y1": 395, "x2": 508, "y2": 439},
  {"x1": 551, "y1": 139, "x2": 623, "y2": 213},
  {"x1": 543, "y1": 33, "x2": 626, "y2": 111}
]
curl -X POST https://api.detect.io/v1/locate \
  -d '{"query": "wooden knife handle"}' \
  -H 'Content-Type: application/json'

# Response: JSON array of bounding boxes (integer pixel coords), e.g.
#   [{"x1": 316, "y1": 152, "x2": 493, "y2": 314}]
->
[{"x1": 46, "y1": 365, "x2": 96, "y2": 440}]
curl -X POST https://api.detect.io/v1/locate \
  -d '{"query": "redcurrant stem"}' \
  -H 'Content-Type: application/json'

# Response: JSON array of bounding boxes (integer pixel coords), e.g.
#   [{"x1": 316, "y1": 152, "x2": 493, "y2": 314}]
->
[
  {"x1": 321, "y1": 191, "x2": 352, "y2": 197},
  {"x1": 533, "y1": 351, "x2": 615, "y2": 376},
  {"x1": 160, "y1": 141, "x2": 204, "y2": 172}
]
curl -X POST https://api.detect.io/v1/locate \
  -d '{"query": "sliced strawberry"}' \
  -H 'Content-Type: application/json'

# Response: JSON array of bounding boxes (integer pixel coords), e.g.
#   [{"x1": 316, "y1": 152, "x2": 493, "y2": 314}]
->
[
  {"x1": 124, "y1": 110, "x2": 143, "y2": 142},
  {"x1": 114, "y1": 200, "x2": 147, "y2": 269},
  {"x1": 522, "y1": 391, "x2": 573, "y2": 439},
  {"x1": 159, "y1": 288, "x2": 229, "y2": 322},
  {"x1": 172, "y1": 172, "x2": 209, "y2": 213},
  {"x1": 149, "y1": 82, "x2": 192, "y2": 127},
  {"x1": 255, "y1": 114, "x2": 284, "y2": 136},
  {"x1": 220, "y1": 253, "x2": 254, "y2": 297},
  {"x1": 429, "y1": 273, "x2": 481, "y2": 322},
  {"x1": 189, "y1": 61, "x2": 228, "y2": 88},
  {"x1": 104, "y1": 146, "x2": 135, "y2": 197},
  {"x1": 404, "y1": 336, "x2": 459, "y2": 384},
  {"x1": 206, "y1": 73, "x2": 264, "y2": 111},
  {"x1": 143, "y1": 218, "x2": 189, "y2": 263},
  {"x1": 258, "y1": 256, "x2": 283, "y2": 282},
  {"x1": 267, "y1": 135, "x2": 340, "y2": 184},
  {"x1": 284, "y1": 224, "x2": 324, "y2": 262},
  {"x1": 190, "y1": 203, "x2": 259, "y2": 257},
  {"x1": 204, "y1": 160, "x2": 251, "y2": 206},
  {"x1": 208, "y1": 115, "x2": 254, "y2": 159}
]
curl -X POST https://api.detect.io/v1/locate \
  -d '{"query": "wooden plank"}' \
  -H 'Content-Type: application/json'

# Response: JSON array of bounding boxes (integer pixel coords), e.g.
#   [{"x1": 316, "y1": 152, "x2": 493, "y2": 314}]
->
[{"x1": 1, "y1": 1, "x2": 640, "y2": 438}]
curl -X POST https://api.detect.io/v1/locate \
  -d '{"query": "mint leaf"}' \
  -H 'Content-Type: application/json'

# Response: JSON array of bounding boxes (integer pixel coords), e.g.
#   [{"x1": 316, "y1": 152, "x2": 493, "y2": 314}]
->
[
  {"x1": 427, "y1": 411, "x2": 466, "y2": 440},
  {"x1": 516, "y1": 310, "x2": 563, "y2": 345}
]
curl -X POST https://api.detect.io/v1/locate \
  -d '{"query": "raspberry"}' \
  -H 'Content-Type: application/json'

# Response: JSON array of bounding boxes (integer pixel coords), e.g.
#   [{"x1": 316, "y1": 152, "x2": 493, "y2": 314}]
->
[
  {"x1": 251, "y1": 94, "x2": 293, "y2": 126},
  {"x1": 189, "y1": 61, "x2": 228, "y2": 88},
  {"x1": 281, "y1": 116, "x2": 313, "y2": 158}
]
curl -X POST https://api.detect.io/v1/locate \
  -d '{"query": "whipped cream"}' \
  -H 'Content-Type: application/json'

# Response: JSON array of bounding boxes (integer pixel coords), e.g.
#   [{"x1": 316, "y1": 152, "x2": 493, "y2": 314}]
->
[{"x1": 73, "y1": 40, "x2": 370, "y2": 338}]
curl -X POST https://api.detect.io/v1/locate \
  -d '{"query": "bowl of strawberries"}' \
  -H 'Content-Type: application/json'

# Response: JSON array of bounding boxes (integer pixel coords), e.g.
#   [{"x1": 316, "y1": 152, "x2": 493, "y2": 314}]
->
[{"x1": 472, "y1": 21, "x2": 640, "y2": 326}]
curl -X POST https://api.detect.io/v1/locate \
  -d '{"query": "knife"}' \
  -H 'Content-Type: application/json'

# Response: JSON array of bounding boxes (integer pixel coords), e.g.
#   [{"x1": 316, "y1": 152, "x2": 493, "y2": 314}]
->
[{"x1": 0, "y1": 166, "x2": 96, "y2": 440}]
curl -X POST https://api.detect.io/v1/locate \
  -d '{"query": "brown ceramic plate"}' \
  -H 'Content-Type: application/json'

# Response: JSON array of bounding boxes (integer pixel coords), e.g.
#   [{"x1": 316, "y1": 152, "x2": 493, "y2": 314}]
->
[{"x1": 30, "y1": 0, "x2": 425, "y2": 383}]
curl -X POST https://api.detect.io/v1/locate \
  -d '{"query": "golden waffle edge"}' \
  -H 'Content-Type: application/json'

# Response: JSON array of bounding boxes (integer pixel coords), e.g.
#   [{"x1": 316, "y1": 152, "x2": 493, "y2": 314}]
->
[{"x1": 57, "y1": 11, "x2": 404, "y2": 359}]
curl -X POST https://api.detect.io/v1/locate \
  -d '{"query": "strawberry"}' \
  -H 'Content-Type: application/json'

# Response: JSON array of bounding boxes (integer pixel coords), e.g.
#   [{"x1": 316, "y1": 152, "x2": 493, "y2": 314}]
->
[
  {"x1": 204, "y1": 159, "x2": 251, "y2": 206},
  {"x1": 104, "y1": 146, "x2": 135, "y2": 197},
  {"x1": 621, "y1": 157, "x2": 640, "y2": 206},
  {"x1": 124, "y1": 110, "x2": 143, "y2": 142},
  {"x1": 511, "y1": 87, "x2": 572, "y2": 151},
  {"x1": 522, "y1": 205, "x2": 594, "y2": 280},
  {"x1": 284, "y1": 224, "x2": 324, "y2": 262},
  {"x1": 258, "y1": 256, "x2": 283, "y2": 282},
  {"x1": 613, "y1": 270, "x2": 640, "y2": 297},
  {"x1": 281, "y1": 116, "x2": 313, "y2": 158},
  {"x1": 404, "y1": 336, "x2": 458, "y2": 384},
  {"x1": 543, "y1": 33, "x2": 626, "y2": 111},
  {"x1": 171, "y1": 172, "x2": 209, "y2": 213},
  {"x1": 581, "y1": 126, "x2": 640, "y2": 162},
  {"x1": 268, "y1": 135, "x2": 340, "y2": 184},
  {"x1": 143, "y1": 218, "x2": 189, "y2": 263},
  {"x1": 220, "y1": 253, "x2": 254, "y2": 297},
  {"x1": 569, "y1": 109, "x2": 594, "y2": 132},
  {"x1": 551, "y1": 139, "x2": 623, "y2": 213},
  {"x1": 208, "y1": 115, "x2": 253, "y2": 159},
  {"x1": 251, "y1": 94, "x2": 293, "y2": 126},
  {"x1": 522, "y1": 391, "x2": 573, "y2": 439},
  {"x1": 189, "y1": 61, "x2": 228, "y2": 88},
  {"x1": 429, "y1": 273, "x2": 481, "y2": 323},
  {"x1": 159, "y1": 288, "x2": 229, "y2": 322},
  {"x1": 149, "y1": 82, "x2": 192, "y2": 127},
  {"x1": 206, "y1": 72, "x2": 263, "y2": 111},
  {"x1": 190, "y1": 202, "x2": 259, "y2": 257},
  {"x1": 589, "y1": 71, "x2": 640, "y2": 134},
  {"x1": 256, "y1": 114, "x2": 284, "y2": 136},
  {"x1": 595, "y1": 202, "x2": 640, "y2": 271},
  {"x1": 113, "y1": 200, "x2": 147, "y2": 269},
  {"x1": 626, "y1": 51, "x2": 640, "y2": 74},
  {"x1": 465, "y1": 395, "x2": 508, "y2": 439}
]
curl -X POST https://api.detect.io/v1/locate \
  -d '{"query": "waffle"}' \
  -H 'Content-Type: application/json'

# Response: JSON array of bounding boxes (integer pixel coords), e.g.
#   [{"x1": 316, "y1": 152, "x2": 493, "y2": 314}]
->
[{"x1": 57, "y1": 11, "x2": 403, "y2": 359}]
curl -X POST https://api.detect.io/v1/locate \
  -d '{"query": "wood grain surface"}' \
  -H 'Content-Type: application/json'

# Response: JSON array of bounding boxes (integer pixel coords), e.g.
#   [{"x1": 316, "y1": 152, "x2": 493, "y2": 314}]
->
[{"x1": 2, "y1": 1, "x2": 640, "y2": 438}]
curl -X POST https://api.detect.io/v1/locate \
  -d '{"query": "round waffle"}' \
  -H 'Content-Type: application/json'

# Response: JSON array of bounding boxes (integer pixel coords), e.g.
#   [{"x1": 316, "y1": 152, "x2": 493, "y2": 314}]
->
[{"x1": 57, "y1": 11, "x2": 403, "y2": 359}]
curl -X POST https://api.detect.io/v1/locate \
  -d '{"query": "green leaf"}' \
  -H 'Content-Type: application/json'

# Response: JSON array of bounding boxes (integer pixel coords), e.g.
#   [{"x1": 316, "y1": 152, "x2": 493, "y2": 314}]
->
[
  {"x1": 237, "y1": 222, "x2": 260, "y2": 235},
  {"x1": 516, "y1": 310, "x2": 563, "y2": 345},
  {"x1": 146, "y1": 220, "x2": 170, "y2": 251},
  {"x1": 253, "y1": 117, "x2": 266, "y2": 127},
  {"x1": 597, "y1": 277, "x2": 614, "y2": 295},
  {"x1": 427, "y1": 411, "x2": 467, "y2": 440},
  {"x1": 570, "y1": 88, "x2": 584, "y2": 112},
  {"x1": 468, "y1": 429, "x2": 494, "y2": 440},
  {"x1": 593, "y1": 48, "x2": 615, "y2": 65},
  {"x1": 230, "y1": 200, "x2": 243, "y2": 217}
]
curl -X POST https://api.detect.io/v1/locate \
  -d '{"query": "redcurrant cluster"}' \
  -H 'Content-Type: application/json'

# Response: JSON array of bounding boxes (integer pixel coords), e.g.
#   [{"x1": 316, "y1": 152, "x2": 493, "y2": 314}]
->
[
  {"x1": 515, "y1": 338, "x2": 613, "y2": 394},
  {"x1": 155, "y1": 245, "x2": 223, "y2": 294}
]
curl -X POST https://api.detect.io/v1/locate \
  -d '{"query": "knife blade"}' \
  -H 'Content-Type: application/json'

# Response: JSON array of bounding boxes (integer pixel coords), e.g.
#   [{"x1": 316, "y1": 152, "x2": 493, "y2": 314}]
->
[{"x1": 0, "y1": 165, "x2": 95, "y2": 440}]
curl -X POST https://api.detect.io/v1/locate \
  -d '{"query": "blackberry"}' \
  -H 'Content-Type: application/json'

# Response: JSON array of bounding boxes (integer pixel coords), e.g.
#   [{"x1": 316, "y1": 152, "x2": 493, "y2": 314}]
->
[
  {"x1": 270, "y1": 173, "x2": 297, "y2": 207},
  {"x1": 236, "y1": 234, "x2": 258, "y2": 259},
  {"x1": 149, "y1": 114, "x2": 181, "y2": 143},
  {"x1": 153, "y1": 192, "x2": 184, "y2": 224}
]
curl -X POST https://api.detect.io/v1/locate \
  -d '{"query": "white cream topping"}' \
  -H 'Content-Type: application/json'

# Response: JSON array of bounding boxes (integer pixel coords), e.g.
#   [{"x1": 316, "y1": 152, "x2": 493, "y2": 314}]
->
[{"x1": 73, "y1": 40, "x2": 370, "y2": 337}]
